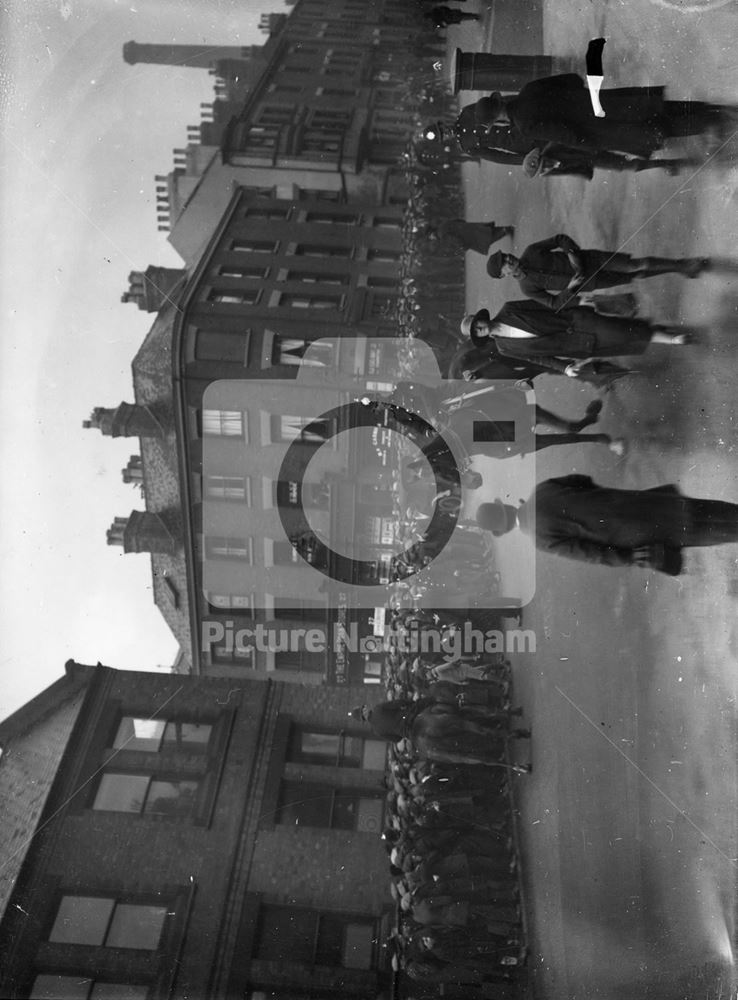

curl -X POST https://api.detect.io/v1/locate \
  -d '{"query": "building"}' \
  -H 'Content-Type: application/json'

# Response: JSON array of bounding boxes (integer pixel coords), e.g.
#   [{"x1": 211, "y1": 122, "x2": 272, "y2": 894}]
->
[
  {"x1": 0, "y1": 661, "x2": 393, "y2": 1000},
  {"x1": 84, "y1": 0, "x2": 468, "y2": 685}
]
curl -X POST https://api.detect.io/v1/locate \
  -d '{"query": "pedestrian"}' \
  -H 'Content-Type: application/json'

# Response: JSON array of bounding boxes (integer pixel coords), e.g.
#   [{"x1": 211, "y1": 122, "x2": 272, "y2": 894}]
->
[
  {"x1": 350, "y1": 702, "x2": 531, "y2": 772},
  {"x1": 463, "y1": 302, "x2": 692, "y2": 375},
  {"x1": 476, "y1": 475, "x2": 738, "y2": 574},
  {"x1": 475, "y1": 73, "x2": 737, "y2": 160},
  {"x1": 486, "y1": 234, "x2": 709, "y2": 311},
  {"x1": 426, "y1": 116, "x2": 690, "y2": 176},
  {"x1": 425, "y1": 219, "x2": 514, "y2": 256},
  {"x1": 424, "y1": 5, "x2": 481, "y2": 28}
]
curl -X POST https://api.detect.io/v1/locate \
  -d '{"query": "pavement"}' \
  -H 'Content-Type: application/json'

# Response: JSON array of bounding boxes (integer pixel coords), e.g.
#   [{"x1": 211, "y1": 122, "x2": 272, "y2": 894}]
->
[{"x1": 437, "y1": 0, "x2": 738, "y2": 996}]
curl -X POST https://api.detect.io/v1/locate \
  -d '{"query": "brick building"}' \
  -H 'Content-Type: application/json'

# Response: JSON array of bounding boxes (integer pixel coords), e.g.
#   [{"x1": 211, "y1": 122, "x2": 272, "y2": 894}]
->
[
  {"x1": 85, "y1": 0, "x2": 465, "y2": 684},
  {"x1": 0, "y1": 661, "x2": 392, "y2": 999}
]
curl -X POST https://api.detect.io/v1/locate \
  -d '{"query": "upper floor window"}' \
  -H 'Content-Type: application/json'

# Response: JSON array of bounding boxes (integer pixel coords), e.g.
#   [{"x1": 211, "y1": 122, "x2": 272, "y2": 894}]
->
[
  {"x1": 30, "y1": 976, "x2": 148, "y2": 1000},
  {"x1": 202, "y1": 409, "x2": 246, "y2": 438},
  {"x1": 49, "y1": 896, "x2": 167, "y2": 950},
  {"x1": 255, "y1": 906, "x2": 377, "y2": 969},
  {"x1": 230, "y1": 239, "x2": 278, "y2": 253},
  {"x1": 92, "y1": 773, "x2": 199, "y2": 818},
  {"x1": 113, "y1": 717, "x2": 212, "y2": 752},
  {"x1": 277, "y1": 782, "x2": 384, "y2": 833},
  {"x1": 288, "y1": 728, "x2": 387, "y2": 770}
]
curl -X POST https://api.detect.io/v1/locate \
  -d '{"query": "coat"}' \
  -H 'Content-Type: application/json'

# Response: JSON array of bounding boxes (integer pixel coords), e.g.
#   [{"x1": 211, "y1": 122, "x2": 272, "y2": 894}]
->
[
  {"x1": 448, "y1": 341, "x2": 566, "y2": 381},
  {"x1": 506, "y1": 74, "x2": 671, "y2": 157},
  {"x1": 490, "y1": 300, "x2": 653, "y2": 360},
  {"x1": 516, "y1": 235, "x2": 637, "y2": 308},
  {"x1": 517, "y1": 475, "x2": 738, "y2": 571}
]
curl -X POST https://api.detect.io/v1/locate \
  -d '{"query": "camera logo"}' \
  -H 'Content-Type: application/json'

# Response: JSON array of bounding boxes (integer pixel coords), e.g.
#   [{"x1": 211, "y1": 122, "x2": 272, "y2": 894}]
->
[{"x1": 202, "y1": 337, "x2": 536, "y2": 611}]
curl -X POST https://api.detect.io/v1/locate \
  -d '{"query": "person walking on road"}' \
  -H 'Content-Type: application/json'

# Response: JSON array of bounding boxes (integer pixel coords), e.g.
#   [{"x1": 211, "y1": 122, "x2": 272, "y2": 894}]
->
[
  {"x1": 476, "y1": 475, "x2": 738, "y2": 574},
  {"x1": 486, "y1": 234, "x2": 709, "y2": 311}
]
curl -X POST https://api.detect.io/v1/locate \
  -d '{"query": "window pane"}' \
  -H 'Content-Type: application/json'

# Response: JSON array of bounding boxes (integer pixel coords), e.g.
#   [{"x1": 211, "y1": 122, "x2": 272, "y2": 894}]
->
[
  {"x1": 162, "y1": 722, "x2": 212, "y2": 748},
  {"x1": 343, "y1": 923, "x2": 374, "y2": 969},
  {"x1": 50, "y1": 896, "x2": 114, "y2": 946},
  {"x1": 93, "y1": 774, "x2": 149, "y2": 813},
  {"x1": 90, "y1": 986, "x2": 149, "y2": 1000},
  {"x1": 106, "y1": 903, "x2": 166, "y2": 950},
  {"x1": 361, "y1": 740, "x2": 387, "y2": 770},
  {"x1": 143, "y1": 779, "x2": 199, "y2": 817},
  {"x1": 31, "y1": 975, "x2": 93, "y2": 999},
  {"x1": 356, "y1": 797, "x2": 384, "y2": 834},
  {"x1": 315, "y1": 914, "x2": 343, "y2": 966},
  {"x1": 113, "y1": 718, "x2": 165, "y2": 752}
]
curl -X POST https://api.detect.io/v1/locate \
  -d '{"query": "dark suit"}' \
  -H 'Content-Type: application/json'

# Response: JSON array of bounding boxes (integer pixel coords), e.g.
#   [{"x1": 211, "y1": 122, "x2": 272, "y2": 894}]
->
[
  {"x1": 516, "y1": 235, "x2": 641, "y2": 309},
  {"x1": 490, "y1": 300, "x2": 653, "y2": 361},
  {"x1": 518, "y1": 475, "x2": 738, "y2": 573},
  {"x1": 506, "y1": 73, "x2": 730, "y2": 158},
  {"x1": 448, "y1": 341, "x2": 567, "y2": 381}
]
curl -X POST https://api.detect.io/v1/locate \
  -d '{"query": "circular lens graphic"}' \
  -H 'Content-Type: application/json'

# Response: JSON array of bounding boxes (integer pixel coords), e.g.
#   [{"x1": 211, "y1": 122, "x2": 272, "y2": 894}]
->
[{"x1": 276, "y1": 400, "x2": 462, "y2": 586}]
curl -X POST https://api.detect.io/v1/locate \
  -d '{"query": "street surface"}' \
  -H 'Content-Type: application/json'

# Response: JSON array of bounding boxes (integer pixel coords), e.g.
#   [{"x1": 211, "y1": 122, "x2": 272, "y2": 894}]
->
[{"x1": 447, "y1": 0, "x2": 738, "y2": 996}]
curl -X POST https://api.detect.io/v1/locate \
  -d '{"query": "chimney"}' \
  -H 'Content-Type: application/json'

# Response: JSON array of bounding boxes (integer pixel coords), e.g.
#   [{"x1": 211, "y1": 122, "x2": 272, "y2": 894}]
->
[{"x1": 106, "y1": 511, "x2": 177, "y2": 555}]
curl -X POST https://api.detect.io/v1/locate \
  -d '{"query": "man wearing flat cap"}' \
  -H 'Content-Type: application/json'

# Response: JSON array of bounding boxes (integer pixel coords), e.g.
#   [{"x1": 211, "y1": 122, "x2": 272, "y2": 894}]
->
[
  {"x1": 476, "y1": 475, "x2": 738, "y2": 574},
  {"x1": 487, "y1": 235, "x2": 709, "y2": 312}
]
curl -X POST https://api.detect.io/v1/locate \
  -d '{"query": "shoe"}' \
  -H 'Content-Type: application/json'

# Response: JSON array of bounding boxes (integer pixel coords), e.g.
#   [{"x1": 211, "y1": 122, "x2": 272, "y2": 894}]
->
[{"x1": 682, "y1": 257, "x2": 709, "y2": 278}]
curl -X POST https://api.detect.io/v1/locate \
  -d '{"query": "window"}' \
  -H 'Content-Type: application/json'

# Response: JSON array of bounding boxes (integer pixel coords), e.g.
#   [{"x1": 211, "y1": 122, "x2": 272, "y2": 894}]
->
[
  {"x1": 258, "y1": 106, "x2": 294, "y2": 124},
  {"x1": 113, "y1": 718, "x2": 212, "y2": 752},
  {"x1": 49, "y1": 896, "x2": 167, "y2": 950},
  {"x1": 195, "y1": 330, "x2": 251, "y2": 364},
  {"x1": 277, "y1": 782, "x2": 383, "y2": 832},
  {"x1": 93, "y1": 773, "x2": 199, "y2": 817},
  {"x1": 294, "y1": 243, "x2": 352, "y2": 258},
  {"x1": 230, "y1": 239, "x2": 277, "y2": 253},
  {"x1": 289, "y1": 729, "x2": 387, "y2": 769},
  {"x1": 244, "y1": 206, "x2": 290, "y2": 221},
  {"x1": 205, "y1": 475, "x2": 251, "y2": 502},
  {"x1": 300, "y1": 132, "x2": 342, "y2": 155},
  {"x1": 206, "y1": 593, "x2": 254, "y2": 612},
  {"x1": 218, "y1": 265, "x2": 268, "y2": 279},
  {"x1": 366, "y1": 275, "x2": 397, "y2": 289},
  {"x1": 274, "y1": 649, "x2": 326, "y2": 672},
  {"x1": 310, "y1": 109, "x2": 351, "y2": 127},
  {"x1": 279, "y1": 293, "x2": 342, "y2": 311},
  {"x1": 368, "y1": 294, "x2": 398, "y2": 320},
  {"x1": 206, "y1": 537, "x2": 254, "y2": 561},
  {"x1": 286, "y1": 270, "x2": 349, "y2": 286},
  {"x1": 273, "y1": 415, "x2": 333, "y2": 443},
  {"x1": 367, "y1": 248, "x2": 400, "y2": 263},
  {"x1": 31, "y1": 976, "x2": 148, "y2": 1000},
  {"x1": 202, "y1": 409, "x2": 245, "y2": 437},
  {"x1": 273, "y1": 479, "x2": 331, "y2": 509},
  {"x1": 208, "y1": 289, "x2": 260, "y2": 305},
  {"x1": 272, "y1": 540, "x2": 300, "y2": 565},
  {"x1": 256, "y1": 906, "x2": 376, "y2": 969},
  {"x1": 305, "y1": 211, "x2": 358, "y2": 225},
  {"x1": 273, "y1": 598, "x2": 325, "y2": 621},
  {"x1": 272, "y1": 336, "x2": 335, "y2": 368},
  {"x1": 372, "y1": 216, "x2": 401, "y2": 229}
]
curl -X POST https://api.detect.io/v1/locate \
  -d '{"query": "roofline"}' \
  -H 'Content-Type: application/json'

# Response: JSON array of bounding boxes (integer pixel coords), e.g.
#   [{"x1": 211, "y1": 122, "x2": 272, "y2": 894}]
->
[{"x1": 171, "y1": 185, "x2": 249, "y2": 674}]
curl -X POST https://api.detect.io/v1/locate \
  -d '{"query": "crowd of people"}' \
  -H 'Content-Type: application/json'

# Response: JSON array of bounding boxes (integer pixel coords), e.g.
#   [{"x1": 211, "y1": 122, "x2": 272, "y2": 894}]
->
[{"x1": 356, "y1": 609, "x2": 531, "y2": 998}]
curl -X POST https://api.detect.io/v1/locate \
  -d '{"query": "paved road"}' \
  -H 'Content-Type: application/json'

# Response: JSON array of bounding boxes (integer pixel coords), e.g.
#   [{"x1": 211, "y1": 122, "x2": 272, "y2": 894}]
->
[{"x1": 446, "y1": 0, "x2": 738, "y2": 995}]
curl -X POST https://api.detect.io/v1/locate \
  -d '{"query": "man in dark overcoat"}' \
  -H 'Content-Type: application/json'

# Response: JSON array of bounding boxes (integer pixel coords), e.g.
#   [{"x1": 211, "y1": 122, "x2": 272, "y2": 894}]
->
[
  {"x1": 486, "y1": 234, "x2": 709, "y2": 311},
  {"x1": 476, "y1": 475, "x2": 738, "y2": 574},
  {"x1": 478, "y1": 74, "x2": 736, "y2": 158},
  {"x1": 463, "y1": 301, "x2": 691, "y2": 373}
]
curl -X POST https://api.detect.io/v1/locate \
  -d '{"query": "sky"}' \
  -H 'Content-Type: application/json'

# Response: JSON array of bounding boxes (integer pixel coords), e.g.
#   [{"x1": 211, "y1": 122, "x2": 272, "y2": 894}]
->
[{"x1": 0, "y1": 0, "x2": 289, "y2": 720}]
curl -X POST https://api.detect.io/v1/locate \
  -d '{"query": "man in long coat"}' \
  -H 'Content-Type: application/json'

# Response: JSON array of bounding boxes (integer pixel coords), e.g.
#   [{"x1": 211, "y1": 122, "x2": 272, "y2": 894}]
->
[
  {"x1": 439, "y1": 105, "x2": 690, "y2": 176},
  {"x1": 476, "y1": 475, "x2": 738, "y2": 574},
  {"x1": 480, "y1": 74, "x2": 735, "y2": 159},
  {"x1": 451, "y1": 324, "x2": 632, "y2": 389},
  {"x1": 463, "y1": 301, "x2": 690, "y2": 373},
  {"x1": 486, "y1": 233, "x2": 709, "y2": 311}
]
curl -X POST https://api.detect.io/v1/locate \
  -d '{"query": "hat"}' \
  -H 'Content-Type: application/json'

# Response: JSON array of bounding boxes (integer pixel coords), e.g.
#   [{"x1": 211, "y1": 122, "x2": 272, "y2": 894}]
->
[
  {"x1": 476, "y1": 500, "x2": 519, "y2": 536},
  {"x1": 486, "y1": 251, "x2": 505, "y2": 278},
  {"x1": 459, "y1": 307, "x2": 491, "y2": 338}
]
